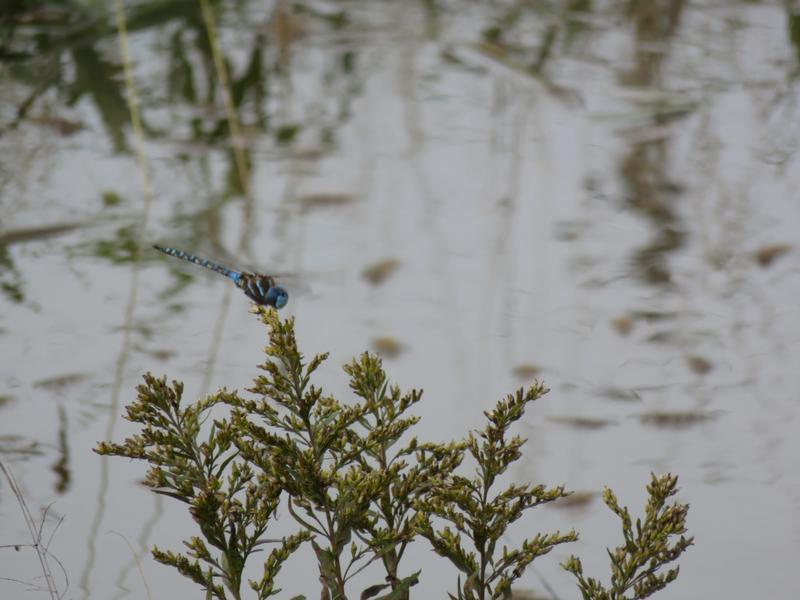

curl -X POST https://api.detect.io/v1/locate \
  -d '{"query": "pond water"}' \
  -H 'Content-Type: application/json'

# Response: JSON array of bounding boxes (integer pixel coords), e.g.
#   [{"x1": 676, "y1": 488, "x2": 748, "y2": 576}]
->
[{"x1": 2, "y1": 1, "x2": 799, "y2": 598}]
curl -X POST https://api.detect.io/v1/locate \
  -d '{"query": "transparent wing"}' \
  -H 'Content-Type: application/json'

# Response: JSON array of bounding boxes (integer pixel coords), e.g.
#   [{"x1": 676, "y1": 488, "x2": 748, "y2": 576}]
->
[{"x1": 207, "y1": 244, "x2": 342, "y2": 299}]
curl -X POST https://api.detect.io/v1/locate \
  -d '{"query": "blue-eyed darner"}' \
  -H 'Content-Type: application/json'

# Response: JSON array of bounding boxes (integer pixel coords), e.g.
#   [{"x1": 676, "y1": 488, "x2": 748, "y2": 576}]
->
[{"x1": 153, "y1": 245, "x2": 289, "y2": 309}]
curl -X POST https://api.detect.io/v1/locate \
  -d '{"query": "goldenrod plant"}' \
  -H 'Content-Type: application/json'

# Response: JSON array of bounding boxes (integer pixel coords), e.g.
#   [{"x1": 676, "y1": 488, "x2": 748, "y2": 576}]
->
[
  {"x1": 412, "y1": 384, "x2": 578, "y2": 600},
  {"x1": 562, "y1": 474, "x2": 694, "y2": 600},
  {"x1": 95, "y1": 307, "x2": 692, "y2": 600}
]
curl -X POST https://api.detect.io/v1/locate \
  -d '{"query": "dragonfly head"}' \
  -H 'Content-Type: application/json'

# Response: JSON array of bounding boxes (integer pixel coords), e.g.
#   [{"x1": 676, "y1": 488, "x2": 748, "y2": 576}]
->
[{"x1": 266, "y1": 286, "x2": 289, "y2": 309}]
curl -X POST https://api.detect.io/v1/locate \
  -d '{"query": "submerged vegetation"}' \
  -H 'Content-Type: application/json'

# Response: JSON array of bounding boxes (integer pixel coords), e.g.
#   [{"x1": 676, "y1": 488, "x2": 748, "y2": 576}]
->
[{"x1": 95, "y1": 307, "x2": 692, "y2": 599}]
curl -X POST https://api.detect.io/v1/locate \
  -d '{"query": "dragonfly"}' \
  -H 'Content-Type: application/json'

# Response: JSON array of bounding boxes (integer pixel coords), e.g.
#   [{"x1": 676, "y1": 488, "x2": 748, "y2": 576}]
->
[{"x1": 153, "y1": 245, "x2": 289, "y2": 309}]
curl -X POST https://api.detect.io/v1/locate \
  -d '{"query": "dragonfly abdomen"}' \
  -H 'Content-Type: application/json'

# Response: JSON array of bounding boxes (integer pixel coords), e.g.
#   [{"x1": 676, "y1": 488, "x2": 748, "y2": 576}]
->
[{"x1": 153, "y1": 245, "x2": 238, "y2": 280}]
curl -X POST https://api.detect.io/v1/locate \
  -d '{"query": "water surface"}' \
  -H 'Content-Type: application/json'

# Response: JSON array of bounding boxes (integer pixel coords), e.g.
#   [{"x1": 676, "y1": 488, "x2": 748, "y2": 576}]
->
[{"x1": 1, "y1": 2, "x2": 799, "y2": 598}]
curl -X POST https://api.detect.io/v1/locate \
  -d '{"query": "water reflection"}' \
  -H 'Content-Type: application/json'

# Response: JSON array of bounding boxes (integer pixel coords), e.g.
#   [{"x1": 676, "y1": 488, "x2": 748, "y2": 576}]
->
[
  {"x1": 619, "y1": 0, "x2": 688, "y2": 288},
  {"x1": 1, "y1": 1, "x2": 799, "y2": 599},
  {"x1": 52, "y1": 405, "x2": 71, "y2": 494}
]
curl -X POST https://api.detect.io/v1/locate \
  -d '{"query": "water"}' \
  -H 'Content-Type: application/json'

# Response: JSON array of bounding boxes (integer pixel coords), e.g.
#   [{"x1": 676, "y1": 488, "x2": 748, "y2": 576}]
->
[{"x1": 2, "y1": 1, "x2": 799, "y2": 598}]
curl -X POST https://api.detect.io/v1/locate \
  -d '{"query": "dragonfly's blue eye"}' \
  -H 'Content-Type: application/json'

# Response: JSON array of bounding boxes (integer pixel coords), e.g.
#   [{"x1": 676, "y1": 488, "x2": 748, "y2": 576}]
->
[{"x1": 267, "y1": 286, "x2": 289, "y2": 309}]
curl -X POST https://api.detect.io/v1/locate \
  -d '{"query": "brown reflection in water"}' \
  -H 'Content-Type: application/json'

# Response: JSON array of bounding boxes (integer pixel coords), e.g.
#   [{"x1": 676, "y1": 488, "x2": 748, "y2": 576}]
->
[
  {"x1": 754, "y1": 243, "x2": 793, "y2": 268},
  {"x1": 33, "y1": 372, "x2": 89, "y2": 391},
  {"x1": 622, "y1": 1, "x2": 686, "y2": 88},
  {"x1": 639, "y1": 410, "x2": 718, "y2": 429},
  {"x1": 28, "y1": 374, "x2": 77, "y2": 493},
  {"x1": 686, "y1": 354, "x2": 712, "y2": 375},
  {"x1": 619, "y1": 0, "x2": 688, "y2": 287},
  {"x1": 511, "y1": 363, "x2": 540, "y2": 380},
  {"x1": 270, "y1": 0, "x2": 306, "y2": 68},
  {"x1": 28, "y1": 114, "x2": 84, "y2": 135},
  {"x1": 551, "y1": 490, "x2": 598, "y2": 511},
  {"x1": 547, "y1": 415, "x2": 616, "y2": 430},
  {"x1": 362, "y1": 258, "x2": 401, "y2": 286}
]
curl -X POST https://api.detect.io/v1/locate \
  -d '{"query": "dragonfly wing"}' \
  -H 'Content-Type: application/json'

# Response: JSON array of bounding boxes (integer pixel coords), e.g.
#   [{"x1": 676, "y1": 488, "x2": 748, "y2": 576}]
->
[{"x1": 271, "y1": 272, "x2": 314, "y2": 298}]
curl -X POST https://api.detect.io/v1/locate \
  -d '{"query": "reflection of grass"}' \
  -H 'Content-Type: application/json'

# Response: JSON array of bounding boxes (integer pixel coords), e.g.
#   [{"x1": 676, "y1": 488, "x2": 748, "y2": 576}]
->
[
  {"x1": 0, "y1": 245, "x2": 11, "y2": 269},
  {"x1": 275, "y1": 124, "x2": 300, "y2": 144},
  {"x1": 156, "y1": 268, "x2": 194, "y2": 302},
  {"x1": 0, "y1": 244, "x2": 24, "y2": 303},
  {"x1": 52, "y1": 405, "x2": 71, "y2": 495},
  {"x1": 2, "y1": 0, "x2": 370, "y2": 214},
  {"x1": 93, "y1": 225, "x2": 139, "y2": 264},
  {"x1": 0, "y1": 435, "x2": 42, "y2": 457},
  {"x1": 597, "y1": 386, "x2": 642, "y2": 403},
  {"x1": 1, "y1": 280, "x2": 23, "y2": 303}
]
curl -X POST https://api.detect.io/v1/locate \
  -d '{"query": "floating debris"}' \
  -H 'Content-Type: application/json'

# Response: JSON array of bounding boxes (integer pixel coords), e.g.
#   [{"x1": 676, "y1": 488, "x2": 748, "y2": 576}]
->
[
  {"x1": 646, "y1": 330, "x2": 681, "y2": 344},
  {"x1": 639, "y1": 410, "x2": 718, "y2": 429},
  {"x1": 372, "y1": 336, "x2": 403, "y2": 359},
  {"x1": 547, "y1": 415, "x2": 616, "y2": 430},
  {"x1": 630, "y1": 309, "x2": 681, "y2": 323},
  {"x1": 143, "y1": 349, "x2": 176, "y2": 361},
  {"x1": 611, "y1": 314, "x2": 634, "y2": 336},
  {"x1": 511, "y1": 363, "x2": 540, "y2": 379},
  {"x1": 362, "y1": 258, "x2": 400, "y2": 286},
  {"x1": 597, "y1": 386, "x2": 641, "y2": 402},
  {"x1": 686, "y1": 355, "x2": 713, "y2": 375},
  {"x1": 102, "y1": 191, "x2": 123, "y2": 207},
  {"x1": 29, "y1": 114, "x2": 83, "y2": 135},
  {"x1": 296, "y1": 192, "x2": 353, "y2": 212},
  {"x1": 754, "y1": 244, "x2": 792, "y2": 268}
]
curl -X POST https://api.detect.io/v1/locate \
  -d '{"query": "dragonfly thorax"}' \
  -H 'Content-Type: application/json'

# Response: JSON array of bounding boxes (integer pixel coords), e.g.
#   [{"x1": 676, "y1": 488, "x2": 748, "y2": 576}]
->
[{"x1": 237, "y1": 273, "x2": 288, "y2": 309}]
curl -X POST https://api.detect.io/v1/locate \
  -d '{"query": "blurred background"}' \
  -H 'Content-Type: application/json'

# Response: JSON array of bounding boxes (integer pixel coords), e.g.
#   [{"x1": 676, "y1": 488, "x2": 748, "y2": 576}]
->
[{"x1": 1, "y1": 0, "x2": 799, "y2": 598}]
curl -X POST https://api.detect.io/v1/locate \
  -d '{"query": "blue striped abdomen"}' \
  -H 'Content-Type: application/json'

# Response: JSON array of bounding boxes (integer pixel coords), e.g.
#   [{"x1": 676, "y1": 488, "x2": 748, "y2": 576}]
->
[{"x1": 153, "y1": 245, "x2": 240, "y2": 281}]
